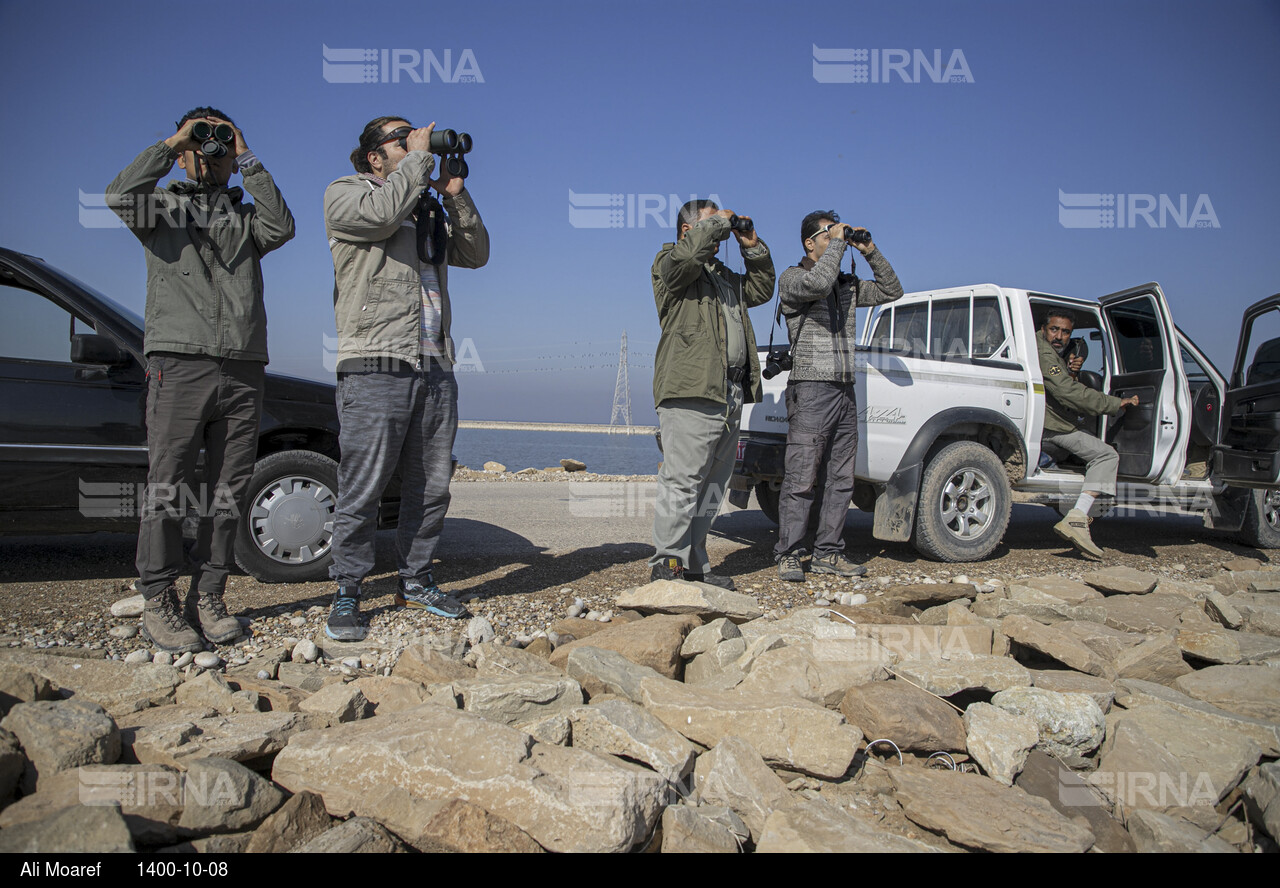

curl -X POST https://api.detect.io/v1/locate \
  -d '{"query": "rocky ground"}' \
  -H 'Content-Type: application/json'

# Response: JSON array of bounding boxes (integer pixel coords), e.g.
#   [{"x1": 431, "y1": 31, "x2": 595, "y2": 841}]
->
[{"x1": 0, "y1": 474, "x2": 1278, "y2": 852}]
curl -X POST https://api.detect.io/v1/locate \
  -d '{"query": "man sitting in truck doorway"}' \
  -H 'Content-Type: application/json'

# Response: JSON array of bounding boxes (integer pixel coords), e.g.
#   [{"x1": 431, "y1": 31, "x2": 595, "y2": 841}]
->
[{"x1": 1038, "y1": 308, "x2": 1139, "y2": 558}]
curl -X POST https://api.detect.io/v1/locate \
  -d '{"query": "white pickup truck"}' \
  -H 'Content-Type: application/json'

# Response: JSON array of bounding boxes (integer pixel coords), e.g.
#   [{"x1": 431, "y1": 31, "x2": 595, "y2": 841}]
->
[{"x1": 731, "y1": 282, "x2": 1280, "y2": 562}]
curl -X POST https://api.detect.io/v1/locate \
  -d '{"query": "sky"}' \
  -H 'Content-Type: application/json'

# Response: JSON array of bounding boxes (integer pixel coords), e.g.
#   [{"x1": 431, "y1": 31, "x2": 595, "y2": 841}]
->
[{"x1": 1, "y1": 0, "x2": 1278, "y2": 425}]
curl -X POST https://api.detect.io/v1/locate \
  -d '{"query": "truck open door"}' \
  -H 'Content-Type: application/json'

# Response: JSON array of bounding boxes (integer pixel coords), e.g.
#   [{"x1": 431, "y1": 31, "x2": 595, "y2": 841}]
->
[
  {"x1": 1098, "y1": 283, "x2": 1189, "y2": 486},
  {"x1": 1212, "y1": 294, "x2": 1280, "y2": 489}
]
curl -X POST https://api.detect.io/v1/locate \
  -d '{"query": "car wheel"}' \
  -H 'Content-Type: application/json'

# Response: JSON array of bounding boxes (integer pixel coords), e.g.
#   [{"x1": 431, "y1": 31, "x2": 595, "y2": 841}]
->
[
  {"x1": 913, "y1": 441, "x2": 1011, "y2": 562},
  {"x1": 234, "y1": 450, "x2": 339, "y2": 583},
  {"x1": 1238, "y1": 488, "x2": 1280, "y2": 549},
  {"x1": 755, "y1": 482, "x2": 780, "y2": 525}
]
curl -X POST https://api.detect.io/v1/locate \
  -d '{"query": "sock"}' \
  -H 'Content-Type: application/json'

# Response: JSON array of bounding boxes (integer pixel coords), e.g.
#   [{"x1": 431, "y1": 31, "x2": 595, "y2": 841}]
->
[{"x1": 1074, "y1": 492, "x2": 1096, "y2": 516}]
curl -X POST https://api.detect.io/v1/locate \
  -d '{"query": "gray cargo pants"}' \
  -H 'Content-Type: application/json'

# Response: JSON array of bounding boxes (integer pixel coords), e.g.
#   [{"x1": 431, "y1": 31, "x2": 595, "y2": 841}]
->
[
  {"x1": 774, "y1": 380, "x2": 859, "y2": 559},
  {"x1": 135, "y1": 353, "x2": 264, "y2": 601},
  {"x1": 650, "y1": 382, "x2": 744, "y2": 573},
  {"x1": 330, "y1": 359, "x2": 458, "y2": 588},
  {"x1": 1042, "y1": 429, "x2": 1119, "y2": 496}
]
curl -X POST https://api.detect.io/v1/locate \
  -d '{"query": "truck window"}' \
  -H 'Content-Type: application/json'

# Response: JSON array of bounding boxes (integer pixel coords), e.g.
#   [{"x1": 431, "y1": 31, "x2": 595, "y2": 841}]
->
[
  {"x1": 933, "y1": 298, "x2": 970, "y2": 356},
  {"x1": 1240, "y1": 307, "x2": 1280, "y2": 386},
  {"x1": 972, "y1": 297, "x2": 1006, "y2": 358},
  {"x1": 869, "y1": 310, "x2": 893, "y2": 348},
  {"x1": 1110, "y1": 298, "x2": 1165, "y2": 373},
  {"x1": 895, "y1": 303, "x2": 930, "y2": 353}
]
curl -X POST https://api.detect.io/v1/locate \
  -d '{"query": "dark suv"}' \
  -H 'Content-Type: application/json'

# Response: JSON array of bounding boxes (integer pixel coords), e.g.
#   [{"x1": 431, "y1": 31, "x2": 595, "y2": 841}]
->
[{"x1": 0, "y1": 247, "x2": 390, "y2": 583}]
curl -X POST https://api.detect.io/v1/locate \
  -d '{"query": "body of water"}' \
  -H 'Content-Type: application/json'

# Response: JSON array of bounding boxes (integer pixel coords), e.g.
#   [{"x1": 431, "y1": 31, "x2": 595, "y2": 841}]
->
[{"x1": 453, "y1": 427, "x2": 662, "y2": 476}]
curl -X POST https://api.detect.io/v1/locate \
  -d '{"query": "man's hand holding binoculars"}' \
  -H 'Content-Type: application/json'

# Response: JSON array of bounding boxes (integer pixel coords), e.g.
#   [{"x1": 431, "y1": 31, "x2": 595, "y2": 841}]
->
[
  {"x1": 714, "y1": 209, "x2": 759, "y2": 248},
  {"x1": 166, "y1": 116, "x2": 247, "y2": 158},
  {"x1": 827, "y1": 223, "x2": 875, "y2": 256}
]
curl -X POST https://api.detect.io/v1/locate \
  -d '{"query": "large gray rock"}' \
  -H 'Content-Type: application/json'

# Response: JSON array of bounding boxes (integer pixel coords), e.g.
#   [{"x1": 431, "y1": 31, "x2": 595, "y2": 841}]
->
[
  {"x1": 1082, "y1": 567, "x2": 1159, "y2": 595},
  {"x1": 839, "y1": 680, "x2": 966, "y2": 753},
  {"x1": 991, "y1": 687, "x2": 1106, "y2": 758},
  {"x1": 348, "y1": 676, "x2": 433, "y2": 714},
  {"x1": 299, "y1": 683, "x2": 373, "y2": 723},
  {"x1": 739, "y1": 608, "x2": 858, "y2": 643},
  {"x1": 0, "y1": 651, "x2": 181, "y2": 716},
  {"x1": 272, "y1": 705, "x2": 664, "y2": 853},
  {"x1": 860, "y1": 624, "x2": 992, "y2": 661},
  {"x1": 1176, "y1": 622, "x2": 1280, "y2": 665},
  {"x1": 1223, "y1": 591, "x2": 1280, "y2": 638},
  {"x1": 691, "y1": 736, "x2": 797, "y2": 841},
  {"x1": 1242, "y1": 762, "x2": 1280, "y2": 842},
  {"x1": 639, "y1": 680, "x2": 860, "y2": 779},
  {"x1": 567, "y1": 699, "x2": 698, "y2": 784},
  {"x1": 410, "y1": 798, "x2": 544, "y2": 853},
  {"x1": 1125, "y1": 809, "x2": 1237, "y2": 853},
  {"x1": 562, "y1": 646, "x2": 671, "y2": 702},
  {"x1": 1029, "y1": 669, "x2": 1115, "y2": 712},
  {"x1": 890, "y1": 766, "x2": 1094, "y2": 853},
  {"x1": 472, "y1": 642, "x2": 563, "y2": 676},
  {"x1": 549, "y1": 614, "x2": 702, "y2": 680},
  {"x1": 616, "y1": 580, "x2": 762, "y2": 623},
  {"x1": 974, "y1": 587, "x2": 1106, "y2": 624},
  {"x1": 454, "y1": 674, "x2": 584, "y2": 727},
  {"x1": 660, "y1": 805, "x2": 742, "y2": 853},
  {"x1": 1103, "y1": 705, "x2": 1262, "y2": 807},
  {"x1": 175, "y1": 670, "x2": 260, "y2": 715},
  {"x1": 1, "y1": 699, "x2": 120, "y2": 793},
  {"x1": 132, "y1": 710, "x2": 320, "y2": 769},
  {"x1": 276, "y1": 662, "x2": 344, "y2": 693},
  {"x1": 1014, "y1": 751, "x2": 1136, "y2": 854},
  {"x1": 1113, "y1": 634, "x2": 1193, "y2": 685},
  {"x1": 0, "y1": 763, "x2": 185, "y2": 846},
  {"x1": 1101, "y1": 594, "x2": 1198, "y2": 635},
  {"x1": 0, "y1": 803, "x2": 135, "y2": 853},
  {"x1": 1205, "y1": 590, "x2": 1244, "y2": 629},
  {"x1": 292, "y1": 817, "x2": 409, "y2": 853},
  {"x1": 1059, "y1": 620, "x2": 1146, "y2": 661},
  {"x1": 1001, "y1": 615, "x2": 1116, "y2": 679},
  {"x1": 244, "y1": 789, "x2": 334, "y2": 853},
  {"x1": 892, "y1": 655, "x2": 1031, "y2": 697},
  {"x1": 963, "y1": 703, "x2": 1039, "y2": 786},
  {"x1": 680, "y1": 618, "x2": 742, "y2": 658},
  {"x1": 1114, "y1": 678, "x2": 1280, "y2": 757},
  {"x1": 391, "y1": 643, "x2": 476, "y2": 686},
  {"x1": 1172, "y1": 665, "x2": 1280, "y2": 722},
  {"x1": 0, "y1": 663, "x2": 57, "y2": 716},
  {"x1": 738, "y1": 640, "x2": 890, "y2": 706},
  {"x1": 176, "y1": 757, "x2": 286, "y2": 834},
  {"x1": 756, "y1": 796, "x2": 943, "y2": 853},
  {"x1": 1019, "y1": 576, "x2": 1105, "y2": 604},
  {"x1": 683, "y1": 638, "x2": 747, "y2": 689}
]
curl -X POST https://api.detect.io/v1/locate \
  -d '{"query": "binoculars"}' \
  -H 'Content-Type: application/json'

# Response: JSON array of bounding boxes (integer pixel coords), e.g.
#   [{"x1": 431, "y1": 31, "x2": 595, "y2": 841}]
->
[
  {"x1": 431, "y1": 129, "x2": 474, "y2": 178},
  {"x1": 728, "y1": 214, "x2": 754, "y2": 234},
  {"x1": 844, "y1": 227, "x2": 872, "y2": 245},
  {"x1": 191, "y1": 121, "x2": 235, "y2": 158}
]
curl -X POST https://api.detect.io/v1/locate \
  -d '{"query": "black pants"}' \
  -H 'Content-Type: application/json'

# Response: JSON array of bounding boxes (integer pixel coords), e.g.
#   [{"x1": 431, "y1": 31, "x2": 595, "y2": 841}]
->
[
  {"x1": 774, "y1": 380, "x2": 858, "y2": 559},
  {"x1": 135, "y1": 354, "x2": 264, "y2": 600}
]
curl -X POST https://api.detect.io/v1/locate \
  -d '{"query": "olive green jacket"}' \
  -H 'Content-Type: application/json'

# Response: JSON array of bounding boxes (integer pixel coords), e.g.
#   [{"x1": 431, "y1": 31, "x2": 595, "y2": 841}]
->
[
  {"x1": 652, "y1": 215, "x2": 775, "y2": 406},
  {"x1": 106, "y1": 142, "x2": 295, "y2": 362},
  {"x1": 1038, "y1": 331, "x2": 1123, "y2": 435},
  {"x1": 324, "y1": 151, "x2": 489, "y2": 370}
]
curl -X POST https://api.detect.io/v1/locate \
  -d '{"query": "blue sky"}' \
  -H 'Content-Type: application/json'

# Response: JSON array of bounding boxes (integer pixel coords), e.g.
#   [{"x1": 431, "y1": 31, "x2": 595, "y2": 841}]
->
[{"x1": 2, "y1": 0, "x2": 1277, "y2": 424}]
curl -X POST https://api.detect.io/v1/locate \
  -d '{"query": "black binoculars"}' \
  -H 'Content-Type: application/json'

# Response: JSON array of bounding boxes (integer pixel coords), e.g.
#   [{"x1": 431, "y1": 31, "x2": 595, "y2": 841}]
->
[
  {"x1": 844, "y1": 227, "x2": 872, "y2": 245},
  {"x1": 431, "y1": 129, "x2": 474, "y2": 178},
  {"x1": 728, "y1": 214, "x2": 754, "y2": 233},
  {"x1": 191, "y1": 121, "x2": 235, "y2": 158}
]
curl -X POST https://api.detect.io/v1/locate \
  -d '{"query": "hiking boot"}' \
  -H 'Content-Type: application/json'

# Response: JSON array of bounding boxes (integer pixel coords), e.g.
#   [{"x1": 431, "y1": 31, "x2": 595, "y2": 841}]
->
[
  {"x1": 395, "y1": 576, "x2": 470, "y2": 620},
  {"x1": 1053, "y1": 509, "x2": 1104, "y2": 559},
  {"x1": 326, "y1": 585, "x2": 367, "y2": 641},
  {"x1": 651, "y1": 558, "x2": 685, "y2": 582},
  {"x1": 141, "y1": 585, "x2": 204, "y2": 654},
  {"x1": 777, "y1": 554, "x2": 805, "y2": 583},
  {"x1": 811, "y1": 553, "x2": 867, "y2": 578},
  {"x1": 184, "y1": 590, "x2": 243, "y2": 645},
  {"x1": 684, "y1": 572, "x2": 736, "y2": 591}
]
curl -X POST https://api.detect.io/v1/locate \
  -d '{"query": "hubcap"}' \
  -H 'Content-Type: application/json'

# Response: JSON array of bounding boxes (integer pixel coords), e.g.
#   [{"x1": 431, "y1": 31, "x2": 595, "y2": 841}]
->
[
  {"x1": 249, "y1": 475, "x2": 336, "y2": 565},
  {"x1": 938, "y1": 469, "x2": 994, "y2": 540},
  {"x1": 1264, "y1": 489, "x2": 1280, "y2": 531}
]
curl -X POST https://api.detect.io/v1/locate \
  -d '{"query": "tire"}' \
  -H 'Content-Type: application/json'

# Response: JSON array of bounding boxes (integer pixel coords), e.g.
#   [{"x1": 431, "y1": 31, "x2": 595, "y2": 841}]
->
[
  {"x1": 1237, "y1": 488, "x2": 1280, "y2": 549},
  {"x1": 912, "y1": 441, "x2": 1011, "y2": 562},
  {"x1": 234, "y1": 450, "x2": 339, "y2": 583},
  {"x1": 755, "y1": 482, "x2": 780, "y2": 525}
]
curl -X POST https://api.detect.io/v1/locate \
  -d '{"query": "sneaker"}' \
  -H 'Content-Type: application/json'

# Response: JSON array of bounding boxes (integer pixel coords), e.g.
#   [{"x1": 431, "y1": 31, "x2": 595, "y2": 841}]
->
[
  {"x1": 777, "y1": 554, "x2": 805, "y2": 583},
  {"x1": 396, "y1": 576, "x2": 471, "y2": 620},
  {"x1": 811, "y1": 553, "x2": 868, "y2": 578},
  {"x1": 184, "y1": 590, "x2": 243, "y2": 645},
  {"x1": 684, "y1": 572, "x2": 736, "y2": 591},
  {"x1": 651, "y1": 558, "x2": 685, "y2": 582},
  {"x1": 326, "y1": 585, "x2": 368, "y2": 641},
  {"x1": 1053, "y1": 509, "x2": 1104, "y2": 559},
  {"x1": 141, "y1": 585, "x2": 204, "y2": 654}
]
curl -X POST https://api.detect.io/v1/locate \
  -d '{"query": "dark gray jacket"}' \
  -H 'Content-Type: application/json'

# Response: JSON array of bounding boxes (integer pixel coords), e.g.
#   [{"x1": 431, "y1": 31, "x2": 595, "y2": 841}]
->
[
  {"x1": 779, "y1": 238, "x2": 902, "y2": 382},
  {"x1": 106, "y1": 142, "x2": 295, "y2": 362}
]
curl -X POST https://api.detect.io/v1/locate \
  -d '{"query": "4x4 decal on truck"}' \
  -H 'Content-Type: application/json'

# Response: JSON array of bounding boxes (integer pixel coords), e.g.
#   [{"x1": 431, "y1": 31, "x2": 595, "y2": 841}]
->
[{"x1": 860, "y1": 406, "x2": 908, "y2": 425}]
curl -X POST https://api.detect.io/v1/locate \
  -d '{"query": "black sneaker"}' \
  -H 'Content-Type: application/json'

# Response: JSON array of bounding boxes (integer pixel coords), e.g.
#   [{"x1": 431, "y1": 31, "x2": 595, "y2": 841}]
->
[
  {"x1": 684, "y1": 572, "x2": 736, "y2": 591},
  {"x1": 395, "y1": 576, "x2": 470, "y2": 620},
  {"x1": 650, "y1": 558, "x2": 684, "y2": 582},
  {"x1": 325, "y1": 585, "x2": 367, "y2": 641}
]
